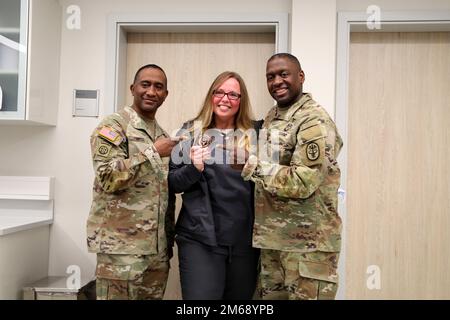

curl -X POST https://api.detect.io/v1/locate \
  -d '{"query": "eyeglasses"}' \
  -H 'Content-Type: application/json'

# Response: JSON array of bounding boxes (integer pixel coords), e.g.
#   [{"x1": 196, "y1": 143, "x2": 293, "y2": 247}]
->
[{"x1": 213, "y1": 90, "x2": 241, "y2": 100}]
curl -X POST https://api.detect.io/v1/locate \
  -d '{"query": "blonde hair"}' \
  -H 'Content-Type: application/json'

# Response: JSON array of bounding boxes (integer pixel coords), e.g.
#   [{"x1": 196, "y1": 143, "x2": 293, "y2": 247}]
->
[{"x1": 193, "y1": 71, "x2": 254, "y2": 132}]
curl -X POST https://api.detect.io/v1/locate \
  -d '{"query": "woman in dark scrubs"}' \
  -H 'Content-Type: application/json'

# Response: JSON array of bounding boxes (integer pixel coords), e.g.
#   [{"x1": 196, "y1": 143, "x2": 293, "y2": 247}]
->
[{"x1": 169, "y1": 71, "x2": 260, "y2": 300}]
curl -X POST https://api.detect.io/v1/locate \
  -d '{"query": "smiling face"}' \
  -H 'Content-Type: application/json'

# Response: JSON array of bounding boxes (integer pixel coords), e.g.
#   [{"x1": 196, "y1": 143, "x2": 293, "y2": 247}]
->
[
  {"x1": 212, "y1": 77, "x2": 241, "y2": 123},
  {"x1": 266, "y1": 56, "x2": 305, "y2": 108},
  {"x1": 130, "y1": 67, "x2": 168, "y2": 119}
]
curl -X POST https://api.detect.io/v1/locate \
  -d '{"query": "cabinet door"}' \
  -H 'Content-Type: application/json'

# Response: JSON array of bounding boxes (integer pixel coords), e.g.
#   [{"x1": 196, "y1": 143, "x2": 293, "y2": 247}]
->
[{"x1": 0, "y1": 0, "x2": 28, "y2": 119}]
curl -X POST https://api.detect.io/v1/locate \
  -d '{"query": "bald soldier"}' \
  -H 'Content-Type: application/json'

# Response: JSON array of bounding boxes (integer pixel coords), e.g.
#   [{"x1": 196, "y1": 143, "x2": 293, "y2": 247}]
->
[
  {"x1": 87, "y1": 64, "x2": 178, "y2": 300},
  {"x1": 238, "y1": 53, "x2": 343, "y2": 299}
]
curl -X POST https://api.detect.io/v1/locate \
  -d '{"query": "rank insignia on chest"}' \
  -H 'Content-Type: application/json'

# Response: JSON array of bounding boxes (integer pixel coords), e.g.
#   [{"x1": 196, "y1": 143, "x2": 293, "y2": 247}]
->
[{"x1": 98, "y1": 126, "x2": 122, "y2": 146}]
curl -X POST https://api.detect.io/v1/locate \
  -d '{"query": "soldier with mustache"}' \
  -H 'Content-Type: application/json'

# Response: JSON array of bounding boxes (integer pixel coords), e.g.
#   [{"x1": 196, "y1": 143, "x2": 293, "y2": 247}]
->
[{"x1": 87, "y1": 64, "x2": 177, "y2": 300}]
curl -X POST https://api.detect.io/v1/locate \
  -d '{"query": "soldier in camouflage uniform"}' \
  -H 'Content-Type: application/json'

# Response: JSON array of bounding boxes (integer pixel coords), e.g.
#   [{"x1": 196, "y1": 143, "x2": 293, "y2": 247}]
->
[
  {"x1": 241, "y1": 53, "x2": 343, "y2": 300},
  {"x1": 86, "y1": 64, "x2": 178, "y2": 300}
]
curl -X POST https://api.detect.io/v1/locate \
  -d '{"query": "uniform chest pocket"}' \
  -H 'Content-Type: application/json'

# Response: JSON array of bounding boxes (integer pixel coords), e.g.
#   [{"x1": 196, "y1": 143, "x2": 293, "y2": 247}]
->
[
  {"x1": 298, "y1": 123, "x2": 326, "y2": 167},
  {"x1": 127, "y1": 134, "x2": 152, "y2": 155}
]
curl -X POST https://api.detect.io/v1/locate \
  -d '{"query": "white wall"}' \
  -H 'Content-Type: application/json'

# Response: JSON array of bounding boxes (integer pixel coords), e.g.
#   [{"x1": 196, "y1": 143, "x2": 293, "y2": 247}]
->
[
  {"x1": 291, "y1": 0, "x2": 337, "y2": 117},
  {"x1": 0, "y1": 226, "x2": 50, "y2": 299}
]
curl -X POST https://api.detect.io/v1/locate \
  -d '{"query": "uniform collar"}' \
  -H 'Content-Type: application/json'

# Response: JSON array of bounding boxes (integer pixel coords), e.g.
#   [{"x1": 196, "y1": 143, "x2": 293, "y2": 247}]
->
[
  {"x1": 124, "y1": 106, "x2": 161, "y2": 139},
  {"x1": 274, "y1": 93, "x2": 313, "y2": 121}
]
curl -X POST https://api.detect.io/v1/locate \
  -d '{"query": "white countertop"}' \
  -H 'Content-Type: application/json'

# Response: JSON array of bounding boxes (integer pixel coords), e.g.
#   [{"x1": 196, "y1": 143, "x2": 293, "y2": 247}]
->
[
  {"x1": 0, "y1": 199, "x2": 54, "y2": 236},
  {"x1": 0, "y1": 176, "x2": 54, "y2": 236},
  {"x1": 0, "y1": 214, "x2": 53, "y2": 236}
]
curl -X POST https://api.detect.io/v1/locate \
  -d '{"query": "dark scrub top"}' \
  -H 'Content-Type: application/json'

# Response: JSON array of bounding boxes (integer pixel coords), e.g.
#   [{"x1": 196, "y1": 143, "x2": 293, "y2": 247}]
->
[{"x1": 203, "y1": 129, "x2": 254, "y2": 255}]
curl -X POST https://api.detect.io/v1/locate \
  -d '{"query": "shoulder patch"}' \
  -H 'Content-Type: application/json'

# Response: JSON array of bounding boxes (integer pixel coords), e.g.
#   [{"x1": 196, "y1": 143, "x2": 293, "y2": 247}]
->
[
  {"x1": 96, "y1": 143, "x2": 112, "y2": 158},
  {"x1": 306, "y1": 142, "x2": 320, "y2": 161},
  {"x1": 98, "y1": 126, "x2": 122, "y2": 146}
]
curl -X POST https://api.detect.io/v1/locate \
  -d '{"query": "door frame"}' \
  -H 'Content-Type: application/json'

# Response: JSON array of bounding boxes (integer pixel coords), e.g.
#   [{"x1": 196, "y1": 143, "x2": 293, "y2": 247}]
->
[
  {"x1": 105, "y1": 13, "x2": 289, "y2": 114},
  {"x1": 335, "y1": 10, "x2": 450, "y2": 299}
]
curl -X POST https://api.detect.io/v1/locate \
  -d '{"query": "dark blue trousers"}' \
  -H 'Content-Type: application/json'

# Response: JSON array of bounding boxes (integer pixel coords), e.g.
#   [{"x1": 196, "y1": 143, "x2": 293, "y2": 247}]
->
[{"x1": 176, "y1": 236, "x2": 259, "y2": 300}]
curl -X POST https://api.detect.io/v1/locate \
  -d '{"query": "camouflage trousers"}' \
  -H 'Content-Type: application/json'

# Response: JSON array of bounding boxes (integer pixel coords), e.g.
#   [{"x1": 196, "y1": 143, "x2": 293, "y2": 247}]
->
[
  {"x1": 95, "y1": 252, "x2": 169, "y2": 300},
  {"x1": 259, "y1": 249, "x2": 339, "y2": 300}
]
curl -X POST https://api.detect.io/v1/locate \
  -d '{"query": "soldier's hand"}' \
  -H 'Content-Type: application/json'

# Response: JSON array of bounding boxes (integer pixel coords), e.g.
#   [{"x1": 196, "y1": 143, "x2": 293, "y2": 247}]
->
[{"x1": 153, "y1": 137, "x2": 179, "y2": 158}]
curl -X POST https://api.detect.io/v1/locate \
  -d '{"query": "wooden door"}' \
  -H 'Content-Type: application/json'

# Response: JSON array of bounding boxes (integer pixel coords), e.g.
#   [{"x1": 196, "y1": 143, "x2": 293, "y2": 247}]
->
[{"x1": 347, "y1": 32, "x2": 450, "y2": 299}]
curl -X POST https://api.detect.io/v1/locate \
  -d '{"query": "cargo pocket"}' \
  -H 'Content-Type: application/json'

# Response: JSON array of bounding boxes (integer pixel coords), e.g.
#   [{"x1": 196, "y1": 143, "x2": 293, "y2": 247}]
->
[
  {"x1": 297, "y1": 253, "x2": 339, "y2": 300},
  {"x1": 96, "y1": 262, "x2": 131, "y2": 300}
]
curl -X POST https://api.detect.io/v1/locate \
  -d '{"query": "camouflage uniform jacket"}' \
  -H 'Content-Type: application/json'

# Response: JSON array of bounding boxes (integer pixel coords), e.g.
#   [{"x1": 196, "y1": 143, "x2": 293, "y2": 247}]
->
[
  {"x1": 87, "y1": 106, "x2": 175, "y2": 255},
  {"x1": 242, "y1": 93, "x2": 343, "y2": 253}
]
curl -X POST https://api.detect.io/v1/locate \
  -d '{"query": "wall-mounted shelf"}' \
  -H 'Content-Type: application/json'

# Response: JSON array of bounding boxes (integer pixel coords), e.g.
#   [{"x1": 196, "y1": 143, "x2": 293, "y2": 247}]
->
[
  {"x1": 0, "y1": 71, "x2": 19, "y2": 75},
  {"x1": 0, "y1": 28, "x2": 20, "y2": 34},
  {"x1": 0, "y1": 176, "x2": 54, "y2": 235}
]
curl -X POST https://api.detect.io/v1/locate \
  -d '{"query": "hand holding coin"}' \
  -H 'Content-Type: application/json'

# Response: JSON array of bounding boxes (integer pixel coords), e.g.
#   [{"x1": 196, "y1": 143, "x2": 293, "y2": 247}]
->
[{"x1": 190, "y1": 145, "x2": 211, "y2": 172}]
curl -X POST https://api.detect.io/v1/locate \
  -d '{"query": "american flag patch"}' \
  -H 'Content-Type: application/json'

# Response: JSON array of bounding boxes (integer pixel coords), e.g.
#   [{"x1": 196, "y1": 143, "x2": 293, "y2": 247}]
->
[{"x1": 98, "y1": 126, "x2": 122, "y2": 145}]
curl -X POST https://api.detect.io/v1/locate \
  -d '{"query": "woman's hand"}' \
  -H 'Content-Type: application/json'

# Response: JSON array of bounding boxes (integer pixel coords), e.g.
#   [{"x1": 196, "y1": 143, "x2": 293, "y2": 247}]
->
[{"x1": 190, "y1": 146, "x2": 210, "y2": 172}]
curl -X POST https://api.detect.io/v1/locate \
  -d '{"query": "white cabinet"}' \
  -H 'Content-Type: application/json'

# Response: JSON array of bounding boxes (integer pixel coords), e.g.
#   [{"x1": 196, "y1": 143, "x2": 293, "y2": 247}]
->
[
  {"x1": 0, "y1": 226, "x2": 50, "y2": 299},
  {"x1": 0, "y1": 176, "x2": 54, "y2": 235},
  {"x1": 0, "y1": 176, "x2": 54, "y2": 299},
  {"x1": 0, "y1": 0, "x2": 61, "y2": 125}
]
